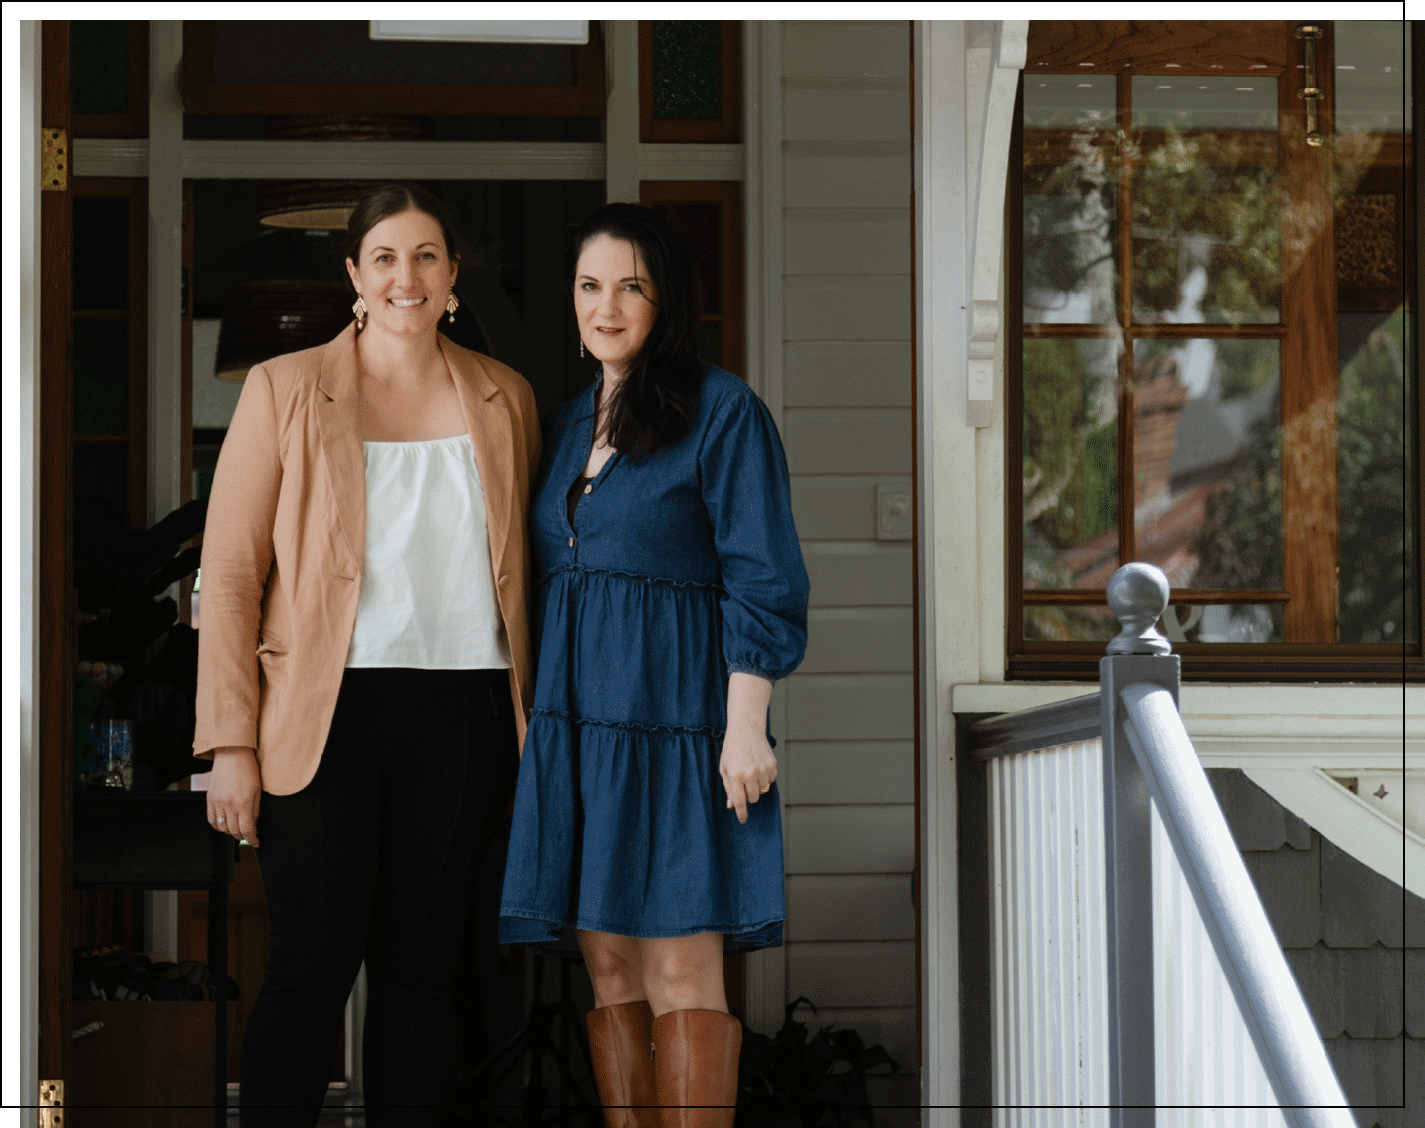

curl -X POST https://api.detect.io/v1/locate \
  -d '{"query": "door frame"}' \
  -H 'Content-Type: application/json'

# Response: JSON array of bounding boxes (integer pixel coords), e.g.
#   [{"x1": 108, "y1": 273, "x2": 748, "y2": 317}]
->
[
  {"x1": 10, "y1": 14, "x2": 79, "y2": 1112},
  {"x1": 15, "y1": 16, "x2": 788, "y2": 1096}
]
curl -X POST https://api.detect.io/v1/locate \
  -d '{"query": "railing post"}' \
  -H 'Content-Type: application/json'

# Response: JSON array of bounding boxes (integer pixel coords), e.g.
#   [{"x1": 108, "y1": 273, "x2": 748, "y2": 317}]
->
[{"x1": 1100, "y1": 564, "x2": 1177, "y2": 1128}]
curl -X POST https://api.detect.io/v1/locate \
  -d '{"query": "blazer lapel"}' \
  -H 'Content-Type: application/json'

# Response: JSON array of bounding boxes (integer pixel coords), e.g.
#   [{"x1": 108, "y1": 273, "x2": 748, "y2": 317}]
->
[
  {"x1": 315, "y1": 325, "x2": 365, "y2": 578},
  {"x1": 444, "y1": 340, "x2": 513, "y2": 580}
]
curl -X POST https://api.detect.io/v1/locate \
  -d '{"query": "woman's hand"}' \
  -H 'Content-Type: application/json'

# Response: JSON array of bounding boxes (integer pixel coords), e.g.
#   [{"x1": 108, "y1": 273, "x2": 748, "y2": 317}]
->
[
  {"x1": 720, "y1": 672, "x2": 777, "y2": 825},
  {"x1": 206, "y1": 747, "x2": 262, "y2": 846}
]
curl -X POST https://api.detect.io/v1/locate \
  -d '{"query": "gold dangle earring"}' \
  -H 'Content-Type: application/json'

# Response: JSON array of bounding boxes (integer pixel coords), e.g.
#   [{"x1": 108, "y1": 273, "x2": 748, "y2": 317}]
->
[
  {"x1": 445, "y1": 293, "x2": 459, "y2": 323},
  {"x1": 352, "y1": 295, "x2": 367, "y2": 330}
]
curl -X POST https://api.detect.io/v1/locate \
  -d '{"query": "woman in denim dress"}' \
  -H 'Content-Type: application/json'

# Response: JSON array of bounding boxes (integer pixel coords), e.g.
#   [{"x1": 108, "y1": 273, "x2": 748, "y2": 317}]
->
[{"x1": 499, "y1": 204, "x2": 808, "y2": 1127}]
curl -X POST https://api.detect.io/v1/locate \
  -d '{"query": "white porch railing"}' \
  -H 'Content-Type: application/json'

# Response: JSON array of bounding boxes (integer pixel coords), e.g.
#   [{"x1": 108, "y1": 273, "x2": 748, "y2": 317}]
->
[
  {"x1": 986, "y1": 737, "x2": 1286, "y2": 1127},
  {"x1": 969, "y1": 564, "x2": 1355, "y2": 1128}
]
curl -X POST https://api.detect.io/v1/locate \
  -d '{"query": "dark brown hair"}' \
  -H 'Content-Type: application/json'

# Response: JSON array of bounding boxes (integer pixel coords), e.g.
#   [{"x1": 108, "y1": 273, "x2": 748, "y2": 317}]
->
[
  {"x1": 344, "y1": 183, "x2": 462, "y2": 278},
  {"x1": 572, "y1": 203, "x2": 704, "y2": 460}
]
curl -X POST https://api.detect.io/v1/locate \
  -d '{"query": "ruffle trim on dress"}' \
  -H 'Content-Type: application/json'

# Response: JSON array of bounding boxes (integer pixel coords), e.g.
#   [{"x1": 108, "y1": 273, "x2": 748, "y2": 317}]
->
[
  {"x1": 497, "y1": 908, "x2": 785, "y2": 954},
  {"x1": 529, "y1": 707, "x2": 725, "y2": 739},
  {"x1": 535, "y1": 563, "x2": 725, "y2": 594}
]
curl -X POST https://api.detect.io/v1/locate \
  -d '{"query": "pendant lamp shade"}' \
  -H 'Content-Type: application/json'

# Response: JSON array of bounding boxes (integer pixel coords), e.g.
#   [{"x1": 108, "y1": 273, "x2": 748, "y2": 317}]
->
[
  {"x1": 256, "y1": 115, "x2": 431, "y2": 231},
  {"x1": 215, "y1": 280, "x2": 352, "y2": 381}
]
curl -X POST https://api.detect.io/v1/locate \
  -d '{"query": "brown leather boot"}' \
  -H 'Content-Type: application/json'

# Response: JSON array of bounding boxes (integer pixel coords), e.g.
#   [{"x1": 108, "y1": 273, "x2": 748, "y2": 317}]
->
[
  {"x1": 586, "y1": 1000, "x2": 658, "y2": 1128},
  {"x1": 651, "y1": 1008, "x2": 742, "y2": 1128}
]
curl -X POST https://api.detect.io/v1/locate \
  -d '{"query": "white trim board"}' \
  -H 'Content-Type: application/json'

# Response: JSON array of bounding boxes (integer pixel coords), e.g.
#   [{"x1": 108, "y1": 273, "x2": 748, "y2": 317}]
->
[
  {"x1": 916, "y1": 18, "x2": 972, "y2": 1121},
  {"x1": 740, "y1": 18, "x2": 787, "y2": 1039},
  {"x1": 954, "y1": 681, "x2": 1417, "y2": 728},
  {"x1": 953, "y1": 682, "x2": 1418, "y2": 770},
  {"x1": 1244, "y1": 768, "x2": 1424, "y2": 897},
  {"x1": 8, "y1": 18, "x2": 42, "y2": 1113}
]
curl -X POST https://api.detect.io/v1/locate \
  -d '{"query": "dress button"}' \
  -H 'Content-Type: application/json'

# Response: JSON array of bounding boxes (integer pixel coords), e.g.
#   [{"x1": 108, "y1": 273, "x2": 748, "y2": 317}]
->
[
  {"x1": 568, "y1": 537, "x2": 574, "y2": 547},
  {"x1": 583, "y1": 484, "x2": 592, "y2": 495}
]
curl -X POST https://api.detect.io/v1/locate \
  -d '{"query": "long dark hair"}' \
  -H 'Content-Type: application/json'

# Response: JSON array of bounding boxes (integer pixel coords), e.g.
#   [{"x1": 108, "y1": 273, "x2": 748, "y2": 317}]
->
[
  {"x1": 344, "y1": 183, "x2": 462, "y2": 279},
  {"x1": 572, "y1": 203, "x2": 704, "y2": 460}
]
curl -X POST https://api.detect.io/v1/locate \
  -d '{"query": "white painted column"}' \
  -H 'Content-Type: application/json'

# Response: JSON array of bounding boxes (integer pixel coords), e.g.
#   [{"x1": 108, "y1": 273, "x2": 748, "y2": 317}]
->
[
  {"x1": 604, "y1": 20, "x2": 640, "y2": 203},
  {"x1": 145, "y1": 19, "x2": 184, "y2": 959},
  {"x1": 740, "y1": 19, "x2": 788, "y2": 1038},
  {"x1": 742, "y1": 19, "x2": 783, "y2": 426},
  {"x1": 915, "y1": 19, "x2": 972, "y2": 1124},
  {"x1": 9, "y1": 19, "x2": 44, "y2": 1113}
]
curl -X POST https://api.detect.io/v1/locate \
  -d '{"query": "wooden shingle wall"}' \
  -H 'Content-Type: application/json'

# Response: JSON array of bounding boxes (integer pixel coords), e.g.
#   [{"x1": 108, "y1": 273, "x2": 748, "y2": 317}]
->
[
  {"x1": 1208, "y1": 770, "x2": 1424, "y2": 1128},
  {"x1": 777, "y1": 20, "x2": 917, "y2": 1070}
]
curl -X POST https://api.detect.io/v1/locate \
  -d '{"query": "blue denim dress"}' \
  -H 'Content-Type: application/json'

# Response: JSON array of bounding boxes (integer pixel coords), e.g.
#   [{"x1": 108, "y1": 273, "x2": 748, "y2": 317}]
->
[{"x1": 498, "y1": 367, "x2": 809, "y2": 952}]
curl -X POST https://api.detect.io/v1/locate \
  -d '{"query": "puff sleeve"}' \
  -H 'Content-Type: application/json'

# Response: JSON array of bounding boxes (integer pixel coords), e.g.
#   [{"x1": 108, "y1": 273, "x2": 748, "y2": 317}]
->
[{"x1": 698, "y1": 384, "x2": 810, "y2": 683}]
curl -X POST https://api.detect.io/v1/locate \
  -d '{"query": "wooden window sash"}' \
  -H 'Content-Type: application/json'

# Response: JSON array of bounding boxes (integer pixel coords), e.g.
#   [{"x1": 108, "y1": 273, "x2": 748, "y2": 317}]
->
[
  {"x1": 639, "y1": 180, "x2": 745, "y2": 378},
  {"x1": 71, "y1": 176, "x2": 149, "y2": 532},
  {"x1": 181, "y1": 21, "x2": 606, "y2": 117},
  {"x1": 638, "y1": 21, "x2": 742, "y2": 144},
  {"x1": 1009, "y1": 21, "x2": 1418, "y2": 675},
  {"x1": 71, "y1": 20, "x2": 148, "y2": 140}
]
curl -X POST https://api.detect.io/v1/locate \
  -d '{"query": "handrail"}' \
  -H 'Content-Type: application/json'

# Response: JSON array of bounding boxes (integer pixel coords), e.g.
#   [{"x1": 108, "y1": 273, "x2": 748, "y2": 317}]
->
[
  {"x1": 1119, "y1": 683, "x2": 1353, "y2": 1127},
  {"x1": 964, "y1": 691, "x2": 1098, "y2": 759},
  {"x1": 1100, "y1": 563, "x2": 1353, "y2": 1128},
  {"x1": 968, "y1": 563, "x2": 1358, "y2": 1122}
]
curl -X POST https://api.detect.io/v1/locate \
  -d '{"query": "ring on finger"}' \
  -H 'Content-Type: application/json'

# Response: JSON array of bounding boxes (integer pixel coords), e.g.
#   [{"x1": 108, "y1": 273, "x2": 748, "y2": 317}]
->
[
  {"x1": 759, "y1": 783, "x2": 771, "y2": 794},
  {"x1": 216, "y1": 817, "x2": 227, "y2": 826}
]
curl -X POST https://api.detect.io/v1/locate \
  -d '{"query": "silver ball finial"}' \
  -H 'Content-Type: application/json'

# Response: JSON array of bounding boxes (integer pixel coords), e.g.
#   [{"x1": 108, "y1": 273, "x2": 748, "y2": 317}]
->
[{"x1": 1106, "y1": 563, "x2": 1172, "y2": 656}]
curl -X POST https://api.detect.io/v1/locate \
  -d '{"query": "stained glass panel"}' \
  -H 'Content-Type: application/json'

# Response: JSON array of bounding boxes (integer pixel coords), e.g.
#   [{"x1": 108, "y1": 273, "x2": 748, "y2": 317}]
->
[{"x1": 651, "y1": 21, "x2": 721, "y2": 121}]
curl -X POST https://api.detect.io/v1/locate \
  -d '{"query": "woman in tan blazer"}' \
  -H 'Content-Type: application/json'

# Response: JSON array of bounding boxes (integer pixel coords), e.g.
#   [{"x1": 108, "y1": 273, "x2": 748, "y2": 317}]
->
[{"x1": 194, "y1": 184, "x2": 539, "y2": 1128}]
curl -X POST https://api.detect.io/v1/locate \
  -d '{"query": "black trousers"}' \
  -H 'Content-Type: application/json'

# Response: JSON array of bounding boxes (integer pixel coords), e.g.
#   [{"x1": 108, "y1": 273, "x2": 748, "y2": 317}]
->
[{"x1": 239, "y1": 667, "x2": 519, "y2": 1128}]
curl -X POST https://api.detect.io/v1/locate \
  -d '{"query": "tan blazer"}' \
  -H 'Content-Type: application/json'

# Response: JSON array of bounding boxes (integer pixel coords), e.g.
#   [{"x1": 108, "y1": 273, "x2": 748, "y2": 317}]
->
[{"x1": 193, "y1": 323, "x2": 541, "y2": 795}]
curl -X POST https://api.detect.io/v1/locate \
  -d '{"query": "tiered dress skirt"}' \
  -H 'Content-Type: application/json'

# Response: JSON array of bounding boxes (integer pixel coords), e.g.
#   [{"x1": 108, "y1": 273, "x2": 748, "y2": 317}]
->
[{"x1": 498, "y1": 565, "x2": 785, "y2": 952}]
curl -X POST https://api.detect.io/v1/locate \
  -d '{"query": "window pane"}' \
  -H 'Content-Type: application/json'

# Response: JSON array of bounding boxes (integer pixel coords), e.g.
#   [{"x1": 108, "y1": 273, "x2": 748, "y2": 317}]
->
[
  {"x1": 74, "y1": 443, "x2": 128, "y2": 508},
  {"x1": 695, "y1": 322, "x2": 721, "y2": 368},
  {"x1": 1335, "y1": 21, "x2": 1409, "y2": 134},
  {"x1": 71, "y1": 21, "x2": 129, "y2": 115},
  {"x1": 73, "y1": 198, "x2": 129, "y2": 312},
  {"x1": 1131, "y1": 76, "x2": 1280, "y2": 325},
  {"x1": 1024, "y1": 604, "x2": 1117, "y2": 642},
  {"x1": 1338, "y1": 307, "x2": 1413, "y2": 644},
  {"x1": 1022, "y1": 338, "x2": 1119, "y2": 589},
  {"x1": 1334, "y1": 23, "x2": 1413, "y2": 646},
  {"x1": 651, "y1": 21, "x2": 721, "y2": 121},
  {"x1": 1023, "y1": 75, "x2": 1116, "y2": 324},
  {"x1": 649, "y1": 202, "x2": 721, "y2": 314},
  {"x1": 1162, "y1": 603, "x2": 1284, "y2": 644},
  {"x1": 1133, "y1": 338, "x2": 1281, "y2": 591},
  {"x1": 74, "y1": 321, "x2": 129, "y2": 435}
]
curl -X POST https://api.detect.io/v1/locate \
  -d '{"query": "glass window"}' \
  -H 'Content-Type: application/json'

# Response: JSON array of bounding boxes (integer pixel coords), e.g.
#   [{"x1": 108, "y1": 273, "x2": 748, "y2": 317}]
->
[{"x1": 1012, "y1": 21, "x2": 1415, "y2": 675}]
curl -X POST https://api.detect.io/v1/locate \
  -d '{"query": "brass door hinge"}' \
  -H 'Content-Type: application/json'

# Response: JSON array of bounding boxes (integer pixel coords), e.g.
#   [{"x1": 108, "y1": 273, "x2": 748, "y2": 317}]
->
[
  {"x1": 39, "y1": 1078, "x2": 63, "y2": 1128},
  {"x1": 41, "y1": 128, "x2": 68, "y2": 192}
]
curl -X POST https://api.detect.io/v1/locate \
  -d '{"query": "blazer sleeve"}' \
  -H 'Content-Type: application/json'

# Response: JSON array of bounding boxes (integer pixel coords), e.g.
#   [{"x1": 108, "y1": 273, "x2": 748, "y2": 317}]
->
[
  {"x1": 698, "y1": 385, "x2": 810, "y2": 683},
  {"x1": 192, "y1": 363, "x2": 283, "y2": 758}
]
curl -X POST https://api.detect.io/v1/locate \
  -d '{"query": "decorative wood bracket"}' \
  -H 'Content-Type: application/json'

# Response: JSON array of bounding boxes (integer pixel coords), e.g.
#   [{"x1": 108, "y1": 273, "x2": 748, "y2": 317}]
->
[{"x1": 967, "y1": 22, "x2": 1027, "y2": 428}]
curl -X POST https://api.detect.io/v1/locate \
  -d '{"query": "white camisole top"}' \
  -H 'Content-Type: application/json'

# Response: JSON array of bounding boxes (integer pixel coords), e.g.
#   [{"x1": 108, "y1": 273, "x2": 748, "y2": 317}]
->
[{"x1": 345, "y1": 433, "x2": 511, "y2": 670}]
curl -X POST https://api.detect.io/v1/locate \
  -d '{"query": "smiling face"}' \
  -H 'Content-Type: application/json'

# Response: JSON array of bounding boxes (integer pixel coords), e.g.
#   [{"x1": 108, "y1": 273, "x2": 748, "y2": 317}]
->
[
  {"x1": 345, "y1": 208, "x2": 458, "y2": 339},
  {"x1": 574, "y1": 233, "x2": 659, "y2": 381}
]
